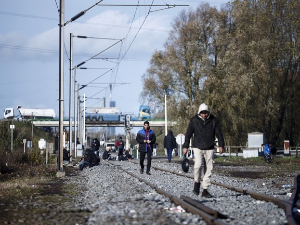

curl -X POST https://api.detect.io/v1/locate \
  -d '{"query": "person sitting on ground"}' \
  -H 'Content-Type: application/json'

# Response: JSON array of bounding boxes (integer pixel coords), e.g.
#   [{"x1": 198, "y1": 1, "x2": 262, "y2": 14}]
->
[
  {"x1": 79, "y1": 150, "x2": 90, "y2": 170},
  {"x1": 63, "y1": 148, "x2": 71, "y2": 165},
  {"x1": 102, "y1": 148, "x2": 111, "y2": 160},
  {"x1": 79, "y1": 148, "x2": 99, "y2": 170},
  {"x1": 124, "y1": 149, "x2": 132, "y2": 161}
]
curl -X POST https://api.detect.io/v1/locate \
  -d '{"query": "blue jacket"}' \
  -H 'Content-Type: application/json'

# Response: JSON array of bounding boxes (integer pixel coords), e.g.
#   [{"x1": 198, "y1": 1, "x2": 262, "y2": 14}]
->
[
  {"x1": 264, "y1": 144, "x2": 271, "y2": 156},
  {"x1": 136, "y1": 128, "x2": 156, "y2": 152}
]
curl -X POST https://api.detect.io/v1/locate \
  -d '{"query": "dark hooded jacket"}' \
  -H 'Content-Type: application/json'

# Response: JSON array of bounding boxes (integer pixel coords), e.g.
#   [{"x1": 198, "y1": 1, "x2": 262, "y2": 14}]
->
[
  {"x1": 92, "y1": 138, "x2": 100, "y2": 151},
  {"x1": 164, "y1": 130, "x2": 177, "y2": 149},
  {"x1": 183, "y1": 114, "x2": 224, "y2": 150}
]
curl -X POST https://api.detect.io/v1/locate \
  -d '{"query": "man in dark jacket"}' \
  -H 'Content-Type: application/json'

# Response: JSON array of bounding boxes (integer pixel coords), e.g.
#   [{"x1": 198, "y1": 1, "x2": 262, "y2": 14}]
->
[
  {"x1": 164, "y1": 130, "x2": 177, "y2": 163},
  {"x1": 183, "y1": 103, "x2": 224, "y2": 198},
  {"x1": 79, "y1": 148, "x2": 99, "y2": 170},
  {"x1": 92, "y1": 138, "x2": 100, "y2": 157},
  {"x1": 136, "y1": 121, "x2": 156, "y2": 175},
  {"x1": 102, "y1": 148, "x2": 111, "y2": 160}
]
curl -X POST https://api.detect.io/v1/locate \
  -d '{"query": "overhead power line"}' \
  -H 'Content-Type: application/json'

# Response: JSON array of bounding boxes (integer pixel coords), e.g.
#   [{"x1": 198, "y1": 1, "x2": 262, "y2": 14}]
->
[{"x1": 97, "y1": 4, "x2": 188, "y2": 6}]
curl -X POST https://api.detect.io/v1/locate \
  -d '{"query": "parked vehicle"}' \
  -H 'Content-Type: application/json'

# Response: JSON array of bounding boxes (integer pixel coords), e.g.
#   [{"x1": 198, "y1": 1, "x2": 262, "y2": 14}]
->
[
  {"x1": 90, "y1": 107, "x2": 119, "y2": 114},
  {"x1": 3, "y1": 106, "x2": 55, "y2": 120},
  {"x1": 105, "y1": 142, "x2": 115, "y2": 152}
]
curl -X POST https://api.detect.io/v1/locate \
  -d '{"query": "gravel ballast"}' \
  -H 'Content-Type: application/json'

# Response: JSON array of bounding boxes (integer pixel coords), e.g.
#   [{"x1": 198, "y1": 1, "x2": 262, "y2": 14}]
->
[{"x1": 64, "y1": 158, "x2": 294, "y2": 225}]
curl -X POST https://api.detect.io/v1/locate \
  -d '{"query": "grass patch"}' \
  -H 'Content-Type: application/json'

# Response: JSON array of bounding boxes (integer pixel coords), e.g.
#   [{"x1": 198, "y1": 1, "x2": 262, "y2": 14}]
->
[
  {"x1": 0, "y1": 163, "x2": 90, "y2": 225},
  {"x1": 213, "y1": 155, "x2": 300, "y2": 178}
]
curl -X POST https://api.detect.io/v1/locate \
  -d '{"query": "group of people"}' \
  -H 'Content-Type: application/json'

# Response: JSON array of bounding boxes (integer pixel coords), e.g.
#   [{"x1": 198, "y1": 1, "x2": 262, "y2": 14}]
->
[
  {"x1": 115, "y1": 137, "x2": 133, "y2": 161},
  {"x1": 78, "y1": 103, "x2": 225, "y2": 199},
  {"x1": 78, "y1": 137, "x2": 101, "y2": 170},
  {"x1": 101, "y1": 140, "x2": 133, "y2": 161}
]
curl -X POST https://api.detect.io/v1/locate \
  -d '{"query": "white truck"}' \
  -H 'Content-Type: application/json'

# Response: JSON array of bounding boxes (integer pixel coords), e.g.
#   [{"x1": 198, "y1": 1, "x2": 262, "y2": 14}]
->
[{"x1": 3, "y1": 106, "x2": 56, "y2": 120}]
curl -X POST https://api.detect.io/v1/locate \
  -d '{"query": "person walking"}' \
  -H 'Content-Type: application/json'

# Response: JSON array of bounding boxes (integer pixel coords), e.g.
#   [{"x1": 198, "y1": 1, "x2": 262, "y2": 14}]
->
[
  {"x1": 164, "y1": 130, "x2": 177, "y2": 163},
  {"x1": 136, "y1": 121, "x2": 156, "y2": 175},
  {"x1": 183, "y1": 103, "x2": 224, "y2": 198}
]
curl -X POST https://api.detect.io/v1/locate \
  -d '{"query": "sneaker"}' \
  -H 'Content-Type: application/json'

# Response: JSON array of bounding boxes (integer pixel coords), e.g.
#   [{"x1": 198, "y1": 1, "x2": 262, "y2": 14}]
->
[
  {"x1": 146, "y1": 171, "x2": 151, "y2": 175},
  {"x1": 140, "y1": 168, "x2": 144, "y2": 174},
  {"x1": 202, "y1": 189, "x2": 213, "y2": 198}
]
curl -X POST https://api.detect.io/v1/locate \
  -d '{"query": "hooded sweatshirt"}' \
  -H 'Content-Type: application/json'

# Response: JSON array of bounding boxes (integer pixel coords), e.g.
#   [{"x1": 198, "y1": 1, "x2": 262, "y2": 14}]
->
[{"x1": 164, "y1": 130, "x2": 177, "y2": 149}]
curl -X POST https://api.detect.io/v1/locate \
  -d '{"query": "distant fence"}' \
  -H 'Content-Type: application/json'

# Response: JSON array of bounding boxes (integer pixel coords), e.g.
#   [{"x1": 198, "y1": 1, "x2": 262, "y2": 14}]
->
[
  {"x1": 220, "y1": 145, "x2": 299, "y2": 158},
  {"x1": 223, "y1": 146, "x2": 246, "y2": 158}
]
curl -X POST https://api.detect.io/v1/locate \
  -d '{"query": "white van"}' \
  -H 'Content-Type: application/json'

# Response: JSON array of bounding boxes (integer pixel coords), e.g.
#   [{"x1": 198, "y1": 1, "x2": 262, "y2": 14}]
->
[{"x1": 105, "y1": 142, "x2": 115, "y2": 151}]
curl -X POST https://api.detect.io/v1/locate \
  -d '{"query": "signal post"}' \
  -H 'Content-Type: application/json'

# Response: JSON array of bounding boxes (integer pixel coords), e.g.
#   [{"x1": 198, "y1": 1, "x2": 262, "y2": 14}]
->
[{"x1": 125, "y1": 114, "x2": 131, "y2": 151}]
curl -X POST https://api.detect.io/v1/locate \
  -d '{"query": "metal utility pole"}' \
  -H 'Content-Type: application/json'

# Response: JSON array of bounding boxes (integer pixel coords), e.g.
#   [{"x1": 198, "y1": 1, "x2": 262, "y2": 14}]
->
[
  {"x1": 165, "y1": 95, "x2": 167, "y2": 136},
  {"x1": 58, "y1": 0, "x2": 65, "y2": 172},
  {"x1": 74, "y1": 67, "x2": 77, "y2": 158},
  {"x1": 69, "y1": 33, "x2": 73, "y2": 159},
  {"x1": 78, "y1": 94, "x2": 81, "y2": 146},
  {"x1": 83, "y1": 93, "x2": 86, "y2": 146}
]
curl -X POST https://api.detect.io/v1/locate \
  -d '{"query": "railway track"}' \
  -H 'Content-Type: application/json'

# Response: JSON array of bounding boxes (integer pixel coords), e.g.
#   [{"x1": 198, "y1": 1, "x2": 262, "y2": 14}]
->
[{"x1": 106, "y1": 158, "x2": 300, "y2": 225}]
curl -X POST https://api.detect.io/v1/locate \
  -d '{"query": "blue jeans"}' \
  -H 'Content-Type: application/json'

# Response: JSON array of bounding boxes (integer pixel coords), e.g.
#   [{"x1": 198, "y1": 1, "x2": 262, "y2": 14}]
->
[
  {"x1": 167, "y1": 149, "x2": 173, "y2": 163},
  {"x1": 79, "y1": 161, "x2": 89, "y2": 170}
]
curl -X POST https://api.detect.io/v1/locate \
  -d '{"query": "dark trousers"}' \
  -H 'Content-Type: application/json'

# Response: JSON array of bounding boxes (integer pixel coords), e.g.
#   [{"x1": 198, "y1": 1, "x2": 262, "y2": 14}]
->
[
  {"x1": 167, "y1": 149, "x2": 173, "y2": 163},
  {"x1": 140, "y1": 148, "x2": 152, "y2": 172},
  {"x1": 118, "y1": 148, "x2": 123, "y2": 156}
]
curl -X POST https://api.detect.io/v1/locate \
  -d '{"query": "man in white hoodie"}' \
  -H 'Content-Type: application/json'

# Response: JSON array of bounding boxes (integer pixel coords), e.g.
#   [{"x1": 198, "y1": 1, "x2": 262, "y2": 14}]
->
[{"x1": 183, "y1": 103, "x2": 224, "y2": 198}]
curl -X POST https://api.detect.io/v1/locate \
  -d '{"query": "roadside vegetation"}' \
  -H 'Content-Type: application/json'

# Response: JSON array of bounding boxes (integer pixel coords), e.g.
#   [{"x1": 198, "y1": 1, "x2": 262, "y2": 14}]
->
[
  {"x1": 0, "y1": 120, "x2": 55, "y2": 177},
  {"x1": 0, "y1": 121, "x2": 89, "y2": 224}
]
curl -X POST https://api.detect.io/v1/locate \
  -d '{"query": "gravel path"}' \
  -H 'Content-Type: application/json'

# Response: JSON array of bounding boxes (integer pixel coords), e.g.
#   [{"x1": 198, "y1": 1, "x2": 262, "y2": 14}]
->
[{"x1": 64, "y1": 158, "x2": 295, "y2": 225}]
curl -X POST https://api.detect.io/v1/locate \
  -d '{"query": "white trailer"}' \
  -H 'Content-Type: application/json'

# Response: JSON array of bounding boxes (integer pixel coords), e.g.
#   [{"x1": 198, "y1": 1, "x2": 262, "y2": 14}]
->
[
  {"x1": 90, "y1": 107, "x2": 119, "y2": 114},
  {"x1": 3, "y1": 106, "x2": 55, "y2": 120}
]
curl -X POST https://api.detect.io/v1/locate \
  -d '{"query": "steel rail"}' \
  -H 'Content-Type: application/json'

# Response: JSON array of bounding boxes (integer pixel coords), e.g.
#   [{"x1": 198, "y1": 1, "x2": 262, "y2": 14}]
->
[
  {"x1": 130, "y1": 160, "x2": 300, "y2": 225},
  {"x1": 180, "y1": 195, "x2": 228, "y2": 219},
  {"x1": 107, "y1": 161, "x2": 227, "y2": 225}
]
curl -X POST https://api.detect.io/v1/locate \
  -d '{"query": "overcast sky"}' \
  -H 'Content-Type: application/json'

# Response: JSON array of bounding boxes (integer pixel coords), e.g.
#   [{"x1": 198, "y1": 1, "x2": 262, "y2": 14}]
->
[{"x1": 1, "y1": 0, "x2": 229, "y2": 136}]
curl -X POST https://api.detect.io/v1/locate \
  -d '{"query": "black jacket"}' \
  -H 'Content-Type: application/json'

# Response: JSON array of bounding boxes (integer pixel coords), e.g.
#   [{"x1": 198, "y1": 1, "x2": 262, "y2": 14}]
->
[
  {"x1": 164, "y1": 130, "x2": 177, "y2": 149},
  {"x1": 86, "y1": 150, "x2": 98, "y2": 165},
  {"x1": 91, "y1": 138, "x2": 100, "y2": 151},
  {"x1": 183, "y1": 114, "x2": 224, "y2": 150},
  {"x1": 136, "y1": 127, "x2": 156, "y2": 152}
]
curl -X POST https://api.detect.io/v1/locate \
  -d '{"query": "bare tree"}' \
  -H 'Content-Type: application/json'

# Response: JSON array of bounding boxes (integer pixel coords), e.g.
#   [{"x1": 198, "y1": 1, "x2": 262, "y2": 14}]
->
[{"x1": 141, "y1": 4, "x2": 220, "y2": 120}]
